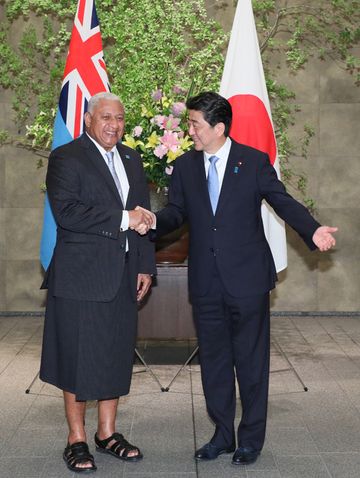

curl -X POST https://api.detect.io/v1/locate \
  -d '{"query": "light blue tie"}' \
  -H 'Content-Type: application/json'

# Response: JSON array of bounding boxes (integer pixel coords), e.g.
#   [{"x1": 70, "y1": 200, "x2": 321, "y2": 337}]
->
[
  {"x1": 207, "y1": 155, "x2": 220, "y2": 214},
  {"x1": 105, "y1": 151, "x2": 124, "y2": 205}
]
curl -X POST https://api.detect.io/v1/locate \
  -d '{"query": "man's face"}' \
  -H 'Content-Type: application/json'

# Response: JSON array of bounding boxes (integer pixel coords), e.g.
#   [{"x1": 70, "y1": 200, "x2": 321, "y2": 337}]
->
[
  {"x1": 187, "y1": 109, "x2": 224, "y2": 153},
  {"x1": 84, "y1": 99, "x2": 125, "y2": 151}
]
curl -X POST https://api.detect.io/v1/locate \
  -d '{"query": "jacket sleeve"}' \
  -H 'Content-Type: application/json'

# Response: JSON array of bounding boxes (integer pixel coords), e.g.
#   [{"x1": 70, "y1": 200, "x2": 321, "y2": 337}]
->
[
  {"x1": 155, "y1": 159, "x2": 187, "y2": 237},
  {"x1": 256, "y1": 154, "x2": 321, "y2": 250}
]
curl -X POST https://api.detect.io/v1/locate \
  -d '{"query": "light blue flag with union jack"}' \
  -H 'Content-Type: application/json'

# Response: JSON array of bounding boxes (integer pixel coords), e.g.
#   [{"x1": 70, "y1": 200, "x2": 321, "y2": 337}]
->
[{"x1": 40, "y1": 0, "x2": 110, "y2": 270}]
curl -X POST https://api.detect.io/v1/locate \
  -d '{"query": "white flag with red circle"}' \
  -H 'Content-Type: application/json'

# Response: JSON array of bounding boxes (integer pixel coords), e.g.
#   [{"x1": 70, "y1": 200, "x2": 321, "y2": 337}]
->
[{"x1": 220, "y1": 0, "x2": 287, "y2": 272}]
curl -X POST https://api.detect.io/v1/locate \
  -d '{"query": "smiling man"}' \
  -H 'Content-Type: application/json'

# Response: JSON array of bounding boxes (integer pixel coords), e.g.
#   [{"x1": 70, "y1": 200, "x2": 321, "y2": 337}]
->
[
  {"x1": 40, "y1": 92, "x2": 155, "y2": 473},
  {"x1": 148, "y1": 91, "x2": 337, "y2": 466}
]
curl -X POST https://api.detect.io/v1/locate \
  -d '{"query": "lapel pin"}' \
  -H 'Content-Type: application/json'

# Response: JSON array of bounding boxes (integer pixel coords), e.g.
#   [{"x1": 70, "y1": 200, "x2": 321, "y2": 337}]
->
[
  {"x1": 125, "y1": 154, "x2": 130, "y2": 160},
  {"x1": 234, "y1": 161, "x2": 243, "y2": 174}
]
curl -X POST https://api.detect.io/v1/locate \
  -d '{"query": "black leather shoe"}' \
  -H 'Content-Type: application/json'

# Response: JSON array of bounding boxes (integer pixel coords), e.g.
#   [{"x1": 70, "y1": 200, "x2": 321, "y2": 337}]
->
[
  {"x1": 195, "y1": 442, "x2": 235, "y2": 461},
  {"x1": 231, "y1": 446, "x2": 260, "y2": 465}
]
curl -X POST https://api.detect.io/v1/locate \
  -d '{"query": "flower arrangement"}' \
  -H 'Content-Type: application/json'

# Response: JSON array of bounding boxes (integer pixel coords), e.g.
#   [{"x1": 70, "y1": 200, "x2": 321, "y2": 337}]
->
[{"x1": 123, "y1": 87, "x2": 193, "y2": 189}]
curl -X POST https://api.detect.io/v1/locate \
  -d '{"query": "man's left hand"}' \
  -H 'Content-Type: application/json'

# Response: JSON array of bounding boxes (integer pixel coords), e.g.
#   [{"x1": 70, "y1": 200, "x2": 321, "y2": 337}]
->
[
  {"x1": 312, "y1": 226, "x2": 338, "y2": 251},
  {"x1": 137, "y1": 273, "x2": 152, "y2": 301}
]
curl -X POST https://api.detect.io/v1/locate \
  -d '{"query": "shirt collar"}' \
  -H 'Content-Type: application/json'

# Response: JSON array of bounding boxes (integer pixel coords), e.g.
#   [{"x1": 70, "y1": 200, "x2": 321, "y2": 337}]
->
[
  {"x1": 86, "y1": 132, "x2": 117, "y2": 158},
  {"x1": 203, "y1": 136, "x2": 232, "y2": 163}
]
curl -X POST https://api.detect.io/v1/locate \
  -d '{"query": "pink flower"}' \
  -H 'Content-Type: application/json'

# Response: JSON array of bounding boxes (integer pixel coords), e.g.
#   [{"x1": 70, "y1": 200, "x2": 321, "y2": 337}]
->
[
  {"x1": 160, "y1": 131, "x2": 180, "y2": 152},
  {"x1": 165, "y1": 165, "x2": 174, "y2": 175},
  {"x1": 171, "y1": 102, "x2": 186, "y2": 117},
  {"x1": 172, "y1": 85, "x2": 187, "y2": 95},
  {"x1": 151, "y1": 89, "x2": 163, "y2": 101},
  {"x1": 154, "y1": 144, "x2": 168, "y2": 159},
  {"x1": 164, "y1": 115, "x2": 181, "y2": 130},
  {"x1": 154, "y1": 115, "x2": 166, "y2": 129},
  {"x1": 133, "y1": 126, "x2": 143, "y2": 137}
]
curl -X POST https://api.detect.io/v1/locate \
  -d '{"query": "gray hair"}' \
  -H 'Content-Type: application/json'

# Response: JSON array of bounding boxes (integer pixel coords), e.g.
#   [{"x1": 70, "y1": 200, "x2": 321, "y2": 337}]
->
[{"x1": 87, "y1": 92, "x2": 123, "y2": 114}]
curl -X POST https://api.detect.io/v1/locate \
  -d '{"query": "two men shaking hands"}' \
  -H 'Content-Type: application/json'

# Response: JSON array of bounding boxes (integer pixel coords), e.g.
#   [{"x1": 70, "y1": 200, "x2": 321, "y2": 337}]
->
[{"x1": 41, "y1": 90, "x2": 337, "y2": 473}]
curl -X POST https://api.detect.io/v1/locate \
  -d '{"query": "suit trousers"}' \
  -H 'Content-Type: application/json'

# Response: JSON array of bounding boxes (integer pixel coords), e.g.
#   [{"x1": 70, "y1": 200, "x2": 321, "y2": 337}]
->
[{"x1": 192, "y1": 268, "x2": 270, "y2": 452}]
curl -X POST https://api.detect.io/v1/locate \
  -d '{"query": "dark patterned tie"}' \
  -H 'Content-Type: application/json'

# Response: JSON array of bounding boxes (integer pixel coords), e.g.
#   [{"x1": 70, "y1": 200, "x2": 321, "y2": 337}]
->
[
  {"x1": 105, "y1": 151, "x2": 124, "y2": 205},
  {"x1": 207, "y1": 155, "x2": 220, "y2": 214}
]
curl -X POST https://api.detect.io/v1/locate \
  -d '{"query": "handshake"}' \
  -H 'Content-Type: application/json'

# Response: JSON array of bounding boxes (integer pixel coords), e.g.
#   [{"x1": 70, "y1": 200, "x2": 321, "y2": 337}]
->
[{"x1": 129, "y1": 206, "x2": 156, "y2": 235}]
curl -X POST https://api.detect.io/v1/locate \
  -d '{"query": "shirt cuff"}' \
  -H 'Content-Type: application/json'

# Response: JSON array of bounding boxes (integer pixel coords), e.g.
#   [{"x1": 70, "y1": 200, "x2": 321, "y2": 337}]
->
[
  {"x1": 120, "y1": 210, "x2": 129, "y2": 232},
  {"x1": 151, "y1": 214, "x2": 157, "y2": 230}
]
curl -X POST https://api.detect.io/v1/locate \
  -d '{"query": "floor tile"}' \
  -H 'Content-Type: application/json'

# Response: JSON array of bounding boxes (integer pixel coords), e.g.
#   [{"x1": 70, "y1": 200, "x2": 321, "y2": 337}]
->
[{"x1": 1, "y1": 315, "x2": 360, "y2": 478}]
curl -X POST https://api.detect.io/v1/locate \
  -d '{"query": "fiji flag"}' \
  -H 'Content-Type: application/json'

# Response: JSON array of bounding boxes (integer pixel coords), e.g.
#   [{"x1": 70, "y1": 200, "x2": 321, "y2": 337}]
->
[
  {"x1": 40, "y1": 0, "x2": 110, "y2": 270},
  {"x1": 219, "y1": 0, "x2": 287, "y2": 272}
]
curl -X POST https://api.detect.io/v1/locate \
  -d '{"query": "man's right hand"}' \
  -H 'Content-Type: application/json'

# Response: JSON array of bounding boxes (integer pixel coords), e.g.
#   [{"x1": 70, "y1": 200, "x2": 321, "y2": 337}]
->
[{"x1": 128, "y1": 206, "x2": 155, "y2": 235}]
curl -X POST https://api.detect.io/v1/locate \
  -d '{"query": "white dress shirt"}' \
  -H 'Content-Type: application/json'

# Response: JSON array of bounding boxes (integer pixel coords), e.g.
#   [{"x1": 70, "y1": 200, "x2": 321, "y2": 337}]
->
[
  {"x1": 203, "y1": 136, "x2": 232, "y2": 190},
  {"x1": 152, "y1": 137, "x2": 233, "y2": 230},
  {"x1": 86, "y1": 133, "x2": 130, "y2": 231}
]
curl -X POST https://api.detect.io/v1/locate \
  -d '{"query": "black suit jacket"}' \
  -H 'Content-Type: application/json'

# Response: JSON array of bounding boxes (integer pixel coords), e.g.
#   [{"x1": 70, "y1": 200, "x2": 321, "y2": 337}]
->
[
  {"x1": 42, "y1": 133, "x2": 156, "y2": 302},
  {"x1": 156, "y1": 140, "x2": 320, "y2": 299}
]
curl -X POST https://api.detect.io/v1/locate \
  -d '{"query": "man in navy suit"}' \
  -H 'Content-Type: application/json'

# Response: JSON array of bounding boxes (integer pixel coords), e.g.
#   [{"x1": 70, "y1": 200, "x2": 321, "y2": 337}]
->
[
  {"x1": 40, "y1": 92, "x2": 156, "y2": 472},
  {"x1": 145, "y1": 92, "x2": 337, "y2": 466}
]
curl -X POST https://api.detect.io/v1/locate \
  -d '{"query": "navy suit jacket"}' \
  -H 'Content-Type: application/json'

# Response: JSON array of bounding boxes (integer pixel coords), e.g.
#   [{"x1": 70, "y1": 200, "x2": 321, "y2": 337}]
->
[
  {"x1": 156, "y1": 140, "x2": 320, "y2": 299},
  {"x1": 42, "y1": 133, "x2": 156, "y2": 302}
]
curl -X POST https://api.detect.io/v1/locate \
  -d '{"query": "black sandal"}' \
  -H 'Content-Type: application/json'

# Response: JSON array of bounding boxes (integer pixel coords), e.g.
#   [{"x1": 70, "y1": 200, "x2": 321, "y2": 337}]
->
[
  {"x1": 63, "y1": 442, "x2": 97, "y2": 473},
  {"x1": 94, "y1": 432, "x2": 143, "y2": 462}
]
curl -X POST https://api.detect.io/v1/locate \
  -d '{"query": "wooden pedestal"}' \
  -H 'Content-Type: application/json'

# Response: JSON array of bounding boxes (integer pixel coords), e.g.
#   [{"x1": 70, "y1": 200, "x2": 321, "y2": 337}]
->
[{"x1": 137, "y1": 264, "x2": 195, "y2": 339}]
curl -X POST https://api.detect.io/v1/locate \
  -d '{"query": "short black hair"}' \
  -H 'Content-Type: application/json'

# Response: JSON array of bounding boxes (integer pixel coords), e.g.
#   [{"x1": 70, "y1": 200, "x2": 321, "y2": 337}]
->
[{"x1": 186, "y1": 91, "x2": 232, "y2": 136}]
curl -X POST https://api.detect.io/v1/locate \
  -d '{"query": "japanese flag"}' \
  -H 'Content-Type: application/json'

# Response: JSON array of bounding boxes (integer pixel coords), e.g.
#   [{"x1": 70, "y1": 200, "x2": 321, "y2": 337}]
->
[{"x1": 220, "y1": 0, "x2": 287, "y2": 272}]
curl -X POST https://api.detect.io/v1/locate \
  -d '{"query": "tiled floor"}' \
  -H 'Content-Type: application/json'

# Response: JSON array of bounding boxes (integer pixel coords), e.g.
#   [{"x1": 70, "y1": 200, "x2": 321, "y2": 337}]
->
[{"x1": 1, "y1": 315, "x2": 360, "y2": 477}]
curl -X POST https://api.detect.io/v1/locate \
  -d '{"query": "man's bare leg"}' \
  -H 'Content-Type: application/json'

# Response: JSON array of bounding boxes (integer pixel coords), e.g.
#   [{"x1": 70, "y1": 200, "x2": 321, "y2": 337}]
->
[
  {"x1": 97, "y1": 398, "x2": 119, "y2": 439},
  {"x1": 63, "y1": 391, "x2": 93, "y2": 469},
  {"x1": 97, "y1": 398, "x2": 139, "y2": 457}
]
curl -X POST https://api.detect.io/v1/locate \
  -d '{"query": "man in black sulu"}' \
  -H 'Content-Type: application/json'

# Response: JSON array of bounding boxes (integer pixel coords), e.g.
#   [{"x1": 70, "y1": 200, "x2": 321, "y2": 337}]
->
[{"x1": 40, "y1": 92, "x2": 155, "y2": 473}]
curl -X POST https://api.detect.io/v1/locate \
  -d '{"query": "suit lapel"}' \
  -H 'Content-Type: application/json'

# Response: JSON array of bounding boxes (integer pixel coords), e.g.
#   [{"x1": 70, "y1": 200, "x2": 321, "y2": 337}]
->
[
  {"x1": 191, "y1": 141, "x2": 247, "y2": 217},
  {"x1": 191, "y1": 150, "x2": 213, "y2": 214},
  {"x1": 216, "y1": 141, "x2": 246, "y2": 216},
  {"x1": 117, "y1": 143, "x2": 135, "y2": 209},
  {"x1": 80, "y1": 134, "x2": 124, "y2": 206}
]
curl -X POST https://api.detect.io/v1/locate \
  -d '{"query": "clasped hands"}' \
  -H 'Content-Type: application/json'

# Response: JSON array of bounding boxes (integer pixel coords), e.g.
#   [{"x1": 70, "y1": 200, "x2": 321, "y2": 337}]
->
[{"x1": 129, "y1": 206, "x2": 155, "y2": 235}]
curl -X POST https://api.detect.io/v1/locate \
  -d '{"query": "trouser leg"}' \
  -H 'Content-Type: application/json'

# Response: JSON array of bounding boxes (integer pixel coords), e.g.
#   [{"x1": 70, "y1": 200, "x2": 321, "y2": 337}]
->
[
  {"x1": 192, "y1": 276, "x2": 236, "y2": 448},
  {"x1": 226, "y1": 293, "x2": 270, "y2": 451}
]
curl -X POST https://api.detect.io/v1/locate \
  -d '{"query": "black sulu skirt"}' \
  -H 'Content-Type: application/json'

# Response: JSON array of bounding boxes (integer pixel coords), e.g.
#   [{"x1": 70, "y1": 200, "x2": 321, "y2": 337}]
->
[{"x1": 40, "y1": 264, "x2": 137, "y2": 401}]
